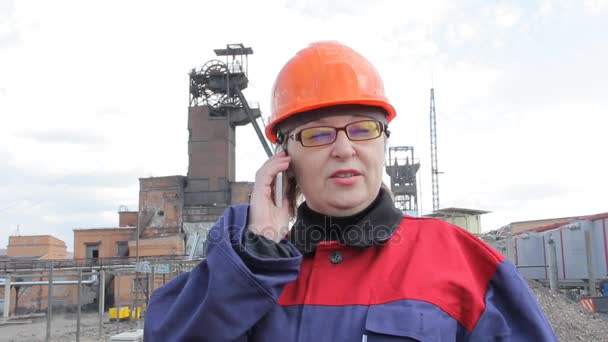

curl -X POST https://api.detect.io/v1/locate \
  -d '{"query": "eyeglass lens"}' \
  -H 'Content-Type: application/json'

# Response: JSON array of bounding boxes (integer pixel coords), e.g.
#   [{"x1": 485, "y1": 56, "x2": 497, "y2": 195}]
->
[{"x1": 299, "y1": 120, "x2": 381, "y2": 147}]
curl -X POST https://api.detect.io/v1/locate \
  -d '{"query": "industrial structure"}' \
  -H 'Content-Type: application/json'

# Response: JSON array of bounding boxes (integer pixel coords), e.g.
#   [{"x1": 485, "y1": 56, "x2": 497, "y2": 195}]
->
[
  {"x1": 429, "y1": 88, "x2": 441, "y2": 212},
  {"x1": 424, "y1": 208, "x2": 490, "y2": 235},
  {"x1": 483, "y1": 212, "x2": 608, "y2": 293},
  {"x1": 385, "y1": 146, "x2": 420, "y2": 216},
  {"x1": 183, "y1": 43, "x2": 270, "y2": 255},
  {"x1": 422, "y1": 87, "x2": 492, "y2": 235},
  {"x1": 0, "y1": 43, "x2": 267, "y2": 339},
  {"x1": 0, "y1": 44, "x2": 508, "y2": 340}
]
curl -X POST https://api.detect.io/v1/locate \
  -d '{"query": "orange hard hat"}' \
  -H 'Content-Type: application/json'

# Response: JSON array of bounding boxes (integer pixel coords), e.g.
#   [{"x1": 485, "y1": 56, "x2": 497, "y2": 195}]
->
[{"x1": 265, "y1": 41, "x2": 396, "y2": 143}]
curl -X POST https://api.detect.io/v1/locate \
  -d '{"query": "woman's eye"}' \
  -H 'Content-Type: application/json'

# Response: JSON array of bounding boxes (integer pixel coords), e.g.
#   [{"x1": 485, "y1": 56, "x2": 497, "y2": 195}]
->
[{"x1": 310, "y1": 131, "x2": 333, "y2": 139}]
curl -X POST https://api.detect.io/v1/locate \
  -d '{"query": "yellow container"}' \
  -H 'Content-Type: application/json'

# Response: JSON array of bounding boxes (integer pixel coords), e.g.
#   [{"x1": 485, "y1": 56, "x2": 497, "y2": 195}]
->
[
  {"x1": 131, "y1": 305, "x2": 146, "y2": 319},
  {"x1": 109, "y1": 306, "x2": 131, "y2": 321}
]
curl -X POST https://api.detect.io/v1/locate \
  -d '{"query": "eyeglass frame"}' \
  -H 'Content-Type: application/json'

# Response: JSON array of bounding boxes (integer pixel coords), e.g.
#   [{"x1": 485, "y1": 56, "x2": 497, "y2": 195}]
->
[{"x1": 282, "y1": 119, "x2": 391, "y2": 147}]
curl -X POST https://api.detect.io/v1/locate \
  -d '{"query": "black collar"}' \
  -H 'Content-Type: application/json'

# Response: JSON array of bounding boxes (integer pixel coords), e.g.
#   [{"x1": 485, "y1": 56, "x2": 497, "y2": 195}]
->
[{"x1": 288, "y1": 188, "x2": 403, "y2": 255}]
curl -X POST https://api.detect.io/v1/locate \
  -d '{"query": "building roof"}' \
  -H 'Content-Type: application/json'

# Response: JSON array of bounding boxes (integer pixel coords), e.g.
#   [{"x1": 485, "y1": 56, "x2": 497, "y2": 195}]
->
[
  {"x1": 516, "y1": 212, "x2": 608, "y2": 234},
  {"x1": 424, "y1": 207, "x2": 491, "y2": 218},
  {"x1": 8, "y1": 235, "x2": 66, "y2": 245},
  {"x1": 73, "y1": 227, "x2": 136, "y2": 231},
  {"x1": 507, "y1": 216, "x2": 579, "y2": 233}
]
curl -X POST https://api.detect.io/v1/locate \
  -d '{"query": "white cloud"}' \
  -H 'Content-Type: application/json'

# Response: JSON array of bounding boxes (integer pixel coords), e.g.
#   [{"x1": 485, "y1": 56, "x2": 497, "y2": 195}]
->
[
  {"x1": 1, "y1": 0, "x2": 607, "y2": 250},
  {"x1": 494, "y1": 3, "x2": 522, "y2": 29},
  {"x1": 584, "y1": 0, "x2": 608, "y2": 14},
  {"x1": 539, "y1": 0, "x2": 554, "y2": 16},
  {"x1": 446, "y1": 22, "x2": 479, "y2": 47}
]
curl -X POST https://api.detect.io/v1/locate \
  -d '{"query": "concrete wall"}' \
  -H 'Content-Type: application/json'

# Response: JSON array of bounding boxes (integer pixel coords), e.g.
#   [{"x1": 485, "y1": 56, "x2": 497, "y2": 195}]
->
[
  {"x1": 73, "y1": 228, "x2": 135, "y2": 259},
  {"x1": 185, "y1": 106, "x2": 235, "y2": 206},
  {"x1": 128, "y1": 235, "x2": 184, "y2": 257},
  {"x1": 110, "y1": 235, "x2": 184, "y2": 306},
  {"x1": 113, "y1": 272, "x2": 173, "y2": 308},
  {"x1": 179, "y1": 183, "x2": 252, "y2": 257},
  {"x1": 187, "y1": 106, "x2": 235, "y2": 185},
  {"x1": 440, "y1": 215, "x2": 481, "y2": 235},
  {"x1": 182, "y1": 205, "x2": 226, "y2": 257},
  {"x1": 183, "y1": 222, "x2": 215, "y2": 257},
  {"x1": 138, "y1": 176, "x2": 184, "y2": 238},
  {"x1": 7, "y1": 235, "x2": 67, "y2": 259}
]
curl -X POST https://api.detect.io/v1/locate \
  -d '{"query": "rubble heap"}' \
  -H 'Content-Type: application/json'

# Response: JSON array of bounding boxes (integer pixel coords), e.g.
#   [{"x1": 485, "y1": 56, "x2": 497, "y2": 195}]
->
[{"x1": 527, "y1": 279, "x2": 608, "y2": 341}]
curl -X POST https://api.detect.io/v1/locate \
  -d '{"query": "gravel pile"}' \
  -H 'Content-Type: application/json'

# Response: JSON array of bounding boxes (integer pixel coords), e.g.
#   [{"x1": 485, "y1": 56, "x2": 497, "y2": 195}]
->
[{"x1": 527, "y1": 279, "x2": 608, "y2": 341}]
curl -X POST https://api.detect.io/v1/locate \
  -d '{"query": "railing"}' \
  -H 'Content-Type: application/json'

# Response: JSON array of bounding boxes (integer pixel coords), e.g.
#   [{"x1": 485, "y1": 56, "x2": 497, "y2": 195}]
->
[
  {"x1": 0, "y1": 255, "x2": 199, "y2": 273},
  {"x1": 227, "y1": 62, "x2": 244, "y2": 74}
]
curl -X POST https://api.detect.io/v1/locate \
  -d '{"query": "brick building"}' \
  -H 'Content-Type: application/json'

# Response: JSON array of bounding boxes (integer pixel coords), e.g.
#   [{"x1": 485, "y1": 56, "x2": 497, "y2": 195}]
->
[
  {"x1": 1, "y1": 235, "x2": 77, "y2": 315},
  {"x1": 70, "y1": 52, "x2": 261, "y2": 309},
  {"x1": 7, "y1": 235, "x2": 68, "y2": 259}
]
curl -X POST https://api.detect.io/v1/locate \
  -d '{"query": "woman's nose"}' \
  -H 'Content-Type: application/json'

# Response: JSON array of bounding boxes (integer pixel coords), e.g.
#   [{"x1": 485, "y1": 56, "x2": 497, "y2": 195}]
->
[{"x1": 330, "y1": 131, "x2": 356, "y2": 158}]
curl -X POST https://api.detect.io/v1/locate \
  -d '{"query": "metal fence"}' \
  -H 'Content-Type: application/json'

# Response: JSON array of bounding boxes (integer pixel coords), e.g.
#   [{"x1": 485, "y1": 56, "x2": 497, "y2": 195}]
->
[{"x1": 0, "y1": 256, "x2": 201, "y2": 341}]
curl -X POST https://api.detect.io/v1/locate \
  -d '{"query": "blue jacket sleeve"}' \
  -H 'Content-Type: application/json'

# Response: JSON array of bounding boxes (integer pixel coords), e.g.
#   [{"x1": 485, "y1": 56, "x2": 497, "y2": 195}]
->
[
  {"x1": 469, "y1": 259, "x2": 557, "y2": 341},
  {"x1": 143, "y1": 204, "x2": 302, "y2": 342}
]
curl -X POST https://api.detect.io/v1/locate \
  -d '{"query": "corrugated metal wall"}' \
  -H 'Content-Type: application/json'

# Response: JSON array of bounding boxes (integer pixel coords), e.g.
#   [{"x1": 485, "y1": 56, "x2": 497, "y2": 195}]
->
[{"x1": 504, "y1": 217, "x2": 608, "y2": 285}]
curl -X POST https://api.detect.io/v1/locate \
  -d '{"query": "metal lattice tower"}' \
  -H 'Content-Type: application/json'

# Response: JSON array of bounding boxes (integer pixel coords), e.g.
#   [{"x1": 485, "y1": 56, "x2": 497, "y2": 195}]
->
[
  {"x1": 188, "y1": 43, "x2": 271, "y2": 156},
  {"x1": 385, "y1": 146, "x2": 420, "y2": 215},
  {"x1": 430, "y1": 88, "x2": 440, "y2": 212}
]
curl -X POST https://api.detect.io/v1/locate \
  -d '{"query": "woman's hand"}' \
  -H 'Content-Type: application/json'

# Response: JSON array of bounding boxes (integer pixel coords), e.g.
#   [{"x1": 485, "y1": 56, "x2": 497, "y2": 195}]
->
[{"x1": 248, "y1": 150, "x2": 291, "y2": 242}]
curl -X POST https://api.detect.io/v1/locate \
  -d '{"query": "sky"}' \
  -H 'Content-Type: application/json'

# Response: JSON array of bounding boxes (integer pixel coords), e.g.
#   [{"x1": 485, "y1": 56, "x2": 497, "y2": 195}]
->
[{"x1": 1, "y1": 0, "x2": 607, "y2": 252}]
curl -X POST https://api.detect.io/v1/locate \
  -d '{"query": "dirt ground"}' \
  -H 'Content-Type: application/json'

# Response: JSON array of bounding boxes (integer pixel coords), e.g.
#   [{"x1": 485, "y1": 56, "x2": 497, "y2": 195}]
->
[
  {"x1": 2, "y1": 282, "x2": 608, "y2": 341},
  {"x1": 0, "y1": 312, "x2": 141, "y2": 342}
]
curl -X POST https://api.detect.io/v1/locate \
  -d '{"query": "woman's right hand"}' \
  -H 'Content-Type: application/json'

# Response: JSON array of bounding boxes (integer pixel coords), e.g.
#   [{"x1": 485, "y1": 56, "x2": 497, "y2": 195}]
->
[{"x1": 248, "y1": 150, "x2": 292, "y2": 242}]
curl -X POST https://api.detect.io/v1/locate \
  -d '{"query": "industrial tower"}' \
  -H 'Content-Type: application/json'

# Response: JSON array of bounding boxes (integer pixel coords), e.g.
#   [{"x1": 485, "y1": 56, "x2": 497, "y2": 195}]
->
[
  {"x1": 183, "y1": 43, "x2": 268, "y2": 255},
  {"x1": 186, "y1": 43, "x2": 269, "y2": 208},
  {"x1": 385, "y1": 146, "x2": 420, "y2": 216},
  {"x1": 429, "y1": 88, "x2": 440, "y2": 212}
]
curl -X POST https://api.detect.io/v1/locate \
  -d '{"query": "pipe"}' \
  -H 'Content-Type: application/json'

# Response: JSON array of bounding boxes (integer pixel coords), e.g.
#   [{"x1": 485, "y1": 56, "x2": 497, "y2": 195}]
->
[
  {"x1": 1, "y1": 264, "x2": 136, "y2": 274},
  {"x1": 1, "y1": 259, "x2": 201, "y2": 274},
  {"x1": 0, "y1": 272, "x2": 97, "y2": 286},
  {"x1": 3, "y1": 275, "x2": 10, "y2": 318},
  {"x1": 189, "y1": 232, "x2": 201, "y2": 260},
  {"x1": 1, "y1": 271, "x2": 95, "y2": 278},
  {"x1": 548, "y1": 237, "x2": 560, "y2": 293},
  {"x1": 98, "y1": 270, "x2": 105, "y2": 340},
  {"x1": 585, "y1": 230, "x2": 597, "y2": 296},
  {"x1": 76, "y1": 269, "x2": 82, "y2": 342},
  {"x1": 46, "y1": 263, "x2": 53, "y2": 341}
]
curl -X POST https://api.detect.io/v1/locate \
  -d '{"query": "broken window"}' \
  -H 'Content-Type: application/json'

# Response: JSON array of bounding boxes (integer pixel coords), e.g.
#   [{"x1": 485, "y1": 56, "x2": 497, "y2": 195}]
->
[
  {"x1": 85, "y1": 242, "x2": 100, "y2": 259},
  {"x1": 116, "y1": 241, "x2": 129, "y2": 257}
]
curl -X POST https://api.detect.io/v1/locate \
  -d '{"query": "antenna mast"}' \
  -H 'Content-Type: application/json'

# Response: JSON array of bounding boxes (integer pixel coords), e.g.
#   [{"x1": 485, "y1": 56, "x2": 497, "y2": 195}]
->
[{"x1": 430, "y1": 88, "x2": 440, "y2": 212}]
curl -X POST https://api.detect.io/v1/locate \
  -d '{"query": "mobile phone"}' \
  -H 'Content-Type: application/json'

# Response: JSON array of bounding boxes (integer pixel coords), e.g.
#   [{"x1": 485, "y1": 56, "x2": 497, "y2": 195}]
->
[{"x1": 274, "y1": 145, "x2": 285, "y2": 208}]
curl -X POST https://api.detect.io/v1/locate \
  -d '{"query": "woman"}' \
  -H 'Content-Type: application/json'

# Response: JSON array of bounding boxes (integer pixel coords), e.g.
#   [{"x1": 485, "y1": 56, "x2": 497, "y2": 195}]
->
[{"x1": 144, "y1": 41, "x2": 556, "y2": 341}]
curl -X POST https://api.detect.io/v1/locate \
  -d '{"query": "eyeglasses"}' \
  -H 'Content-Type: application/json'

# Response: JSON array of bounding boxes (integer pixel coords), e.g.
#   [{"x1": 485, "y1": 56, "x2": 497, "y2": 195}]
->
[{"x1": 288, "y1": 120, "x2": 389, "y2": 147}]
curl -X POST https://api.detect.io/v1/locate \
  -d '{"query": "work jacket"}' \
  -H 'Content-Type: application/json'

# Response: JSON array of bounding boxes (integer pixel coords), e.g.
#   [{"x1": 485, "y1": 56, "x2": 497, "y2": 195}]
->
[{"x1": 144, "y1": 201, "x2": 556, "y2": 341}]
